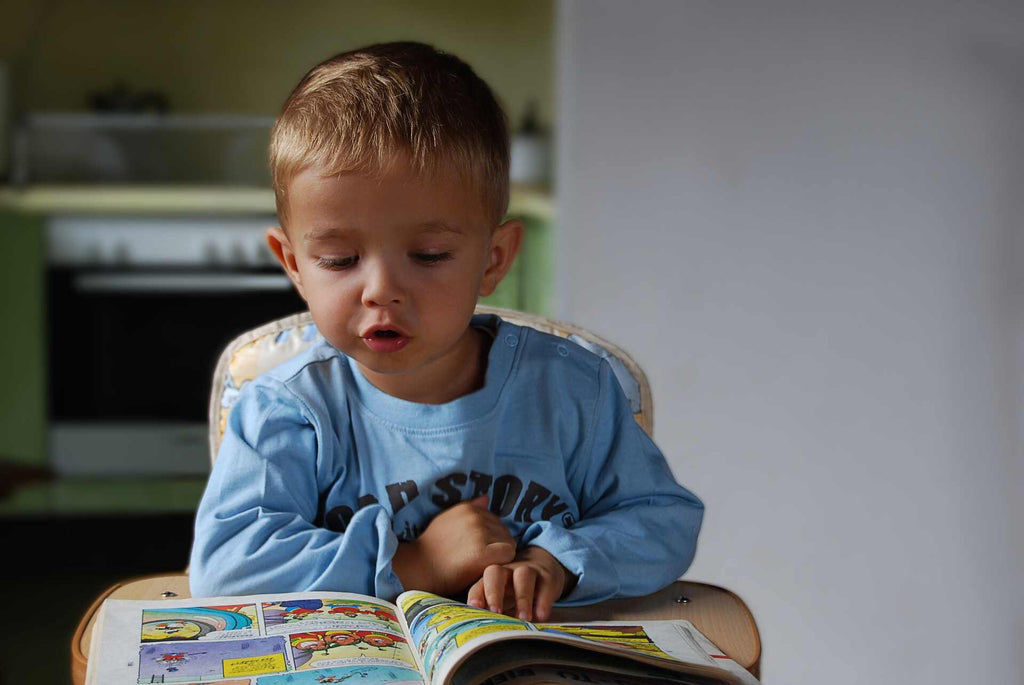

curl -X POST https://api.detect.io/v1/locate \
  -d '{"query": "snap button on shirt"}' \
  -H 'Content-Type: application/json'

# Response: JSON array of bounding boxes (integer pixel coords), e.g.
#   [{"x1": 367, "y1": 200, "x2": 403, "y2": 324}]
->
[
  {"x1": 557, "y1": 344, "x2": 569, "y2": 357},
  {"x1": 504, "y1": 334, "x2": 519, "y2": 348}
]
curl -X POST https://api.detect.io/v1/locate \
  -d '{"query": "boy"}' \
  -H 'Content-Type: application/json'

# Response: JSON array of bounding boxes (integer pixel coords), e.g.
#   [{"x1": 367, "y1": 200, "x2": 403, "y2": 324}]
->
[{"x1": 190, "y1": 42, "x2": 703, "y2": 622}]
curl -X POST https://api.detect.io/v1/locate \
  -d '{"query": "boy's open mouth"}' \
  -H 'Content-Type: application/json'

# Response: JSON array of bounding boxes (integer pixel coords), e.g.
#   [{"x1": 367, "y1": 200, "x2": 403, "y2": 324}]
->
[{"x1": 362, "y1": 328, "x2": 410, "y2": 353}]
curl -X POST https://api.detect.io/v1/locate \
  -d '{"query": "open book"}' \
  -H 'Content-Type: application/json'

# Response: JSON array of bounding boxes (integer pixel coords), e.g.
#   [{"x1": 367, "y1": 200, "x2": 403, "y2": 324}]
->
[{"x1": 86, "y1": 590, "x2": 760, "y2": 685}]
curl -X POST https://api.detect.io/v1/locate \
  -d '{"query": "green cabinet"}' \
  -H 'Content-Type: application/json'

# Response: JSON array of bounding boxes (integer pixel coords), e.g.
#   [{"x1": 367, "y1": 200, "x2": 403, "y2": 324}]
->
[
  {"x1": 0, "y1": 211, "x2": 46, "y2": 467},
  {"x1": 478, "y1": 198, "x2": 554, "y2": 316}
]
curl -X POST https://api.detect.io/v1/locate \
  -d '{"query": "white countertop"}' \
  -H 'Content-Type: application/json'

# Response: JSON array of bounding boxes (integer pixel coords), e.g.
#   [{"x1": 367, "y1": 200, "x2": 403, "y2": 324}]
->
[
  {"x1": 0, "y1": 184, "x2": 554, "y2": 219},
  {"x1": 0, "y1": 185, "x2": 276, "y2": 215}
]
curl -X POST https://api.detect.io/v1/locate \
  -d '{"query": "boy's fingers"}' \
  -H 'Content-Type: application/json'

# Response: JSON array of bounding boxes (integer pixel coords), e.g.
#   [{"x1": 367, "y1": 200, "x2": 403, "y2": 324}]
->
[
  {"x1": 468, "y1": 495, "x2": 490, "y2": 510},
  {"x1": 482, "y1": 564, "x2": 511, "y2": 614},
  {"x1": 466, "y1": 577, "x2": 486, "y2": 609},
  {"x1": 512, "y1": 566, "x2": 537, "y2": 622},
  {"x1": 533, "y1": 572, "x2": 563, "y2": 622}
]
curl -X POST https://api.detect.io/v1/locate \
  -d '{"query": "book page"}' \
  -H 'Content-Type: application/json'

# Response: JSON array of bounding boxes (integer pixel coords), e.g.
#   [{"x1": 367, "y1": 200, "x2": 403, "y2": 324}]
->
[
  {"x1": 395, "y1": 592, "x2": 754, "y2": 685},
  {"x1": 471, "y1": 664, "x2": 727, "y2": 685},
  {"x1": 449, "y1": 644, "x2": 736, "y2": 685},
  {"x1": 86, "y1": 591, "x2": 426, "y2": 685},
  {"x1": 398, "y1": 591, "x2": 536, "y2": 683}
]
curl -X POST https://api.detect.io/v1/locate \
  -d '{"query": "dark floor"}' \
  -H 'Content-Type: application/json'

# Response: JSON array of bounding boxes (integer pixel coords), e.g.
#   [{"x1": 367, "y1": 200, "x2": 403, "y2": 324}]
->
[{"x1": 0, "y1": 514, "x2": 195, "y2": 685}]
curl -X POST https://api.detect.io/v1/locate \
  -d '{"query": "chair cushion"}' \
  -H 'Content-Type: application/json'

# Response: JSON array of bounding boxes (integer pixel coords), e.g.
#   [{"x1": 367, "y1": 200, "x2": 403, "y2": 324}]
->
[{"x1": 209, "y1": 307, "x2": 653, "y2": 465}]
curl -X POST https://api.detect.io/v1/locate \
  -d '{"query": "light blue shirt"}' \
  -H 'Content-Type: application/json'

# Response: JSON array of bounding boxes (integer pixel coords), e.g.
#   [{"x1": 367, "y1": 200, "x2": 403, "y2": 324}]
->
[{"x1": 190, "y1": 314, "x2": 703, "y2": 603}]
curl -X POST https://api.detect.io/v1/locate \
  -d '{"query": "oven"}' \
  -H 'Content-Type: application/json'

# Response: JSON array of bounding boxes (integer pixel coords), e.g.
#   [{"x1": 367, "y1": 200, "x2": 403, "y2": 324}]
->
[{"x1": 46, "y1": 215, "x2": 306, "y2": 476}]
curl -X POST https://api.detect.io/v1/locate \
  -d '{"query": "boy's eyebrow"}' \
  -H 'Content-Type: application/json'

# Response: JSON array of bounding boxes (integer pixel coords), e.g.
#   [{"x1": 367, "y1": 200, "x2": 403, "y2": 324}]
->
[
  {"x1": 416, "y1": 221, "x2": 465, "y2": 235},
  {"x1": 303, "y1": 227, "x2": 357, "y2": 243},
  {"x1": 303, "y1": 222, "x2": 464, "y2": 242}
]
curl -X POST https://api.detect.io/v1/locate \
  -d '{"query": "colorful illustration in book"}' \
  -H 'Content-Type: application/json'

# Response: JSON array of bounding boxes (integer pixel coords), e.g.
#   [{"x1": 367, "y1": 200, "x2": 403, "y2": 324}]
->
[
  {"x1": 287, "y1": 630, "x2": 415, "y2": 671},
  {"x1": 408, "y1": 599, "x2": 527, "y2": 654},
  {"x1": 403, "y1": 598, "x2": 532, "y2": 680},
  {"x1": 165, "y1": 681, "x2": 250, "y2": 685},
  {"x1": 255, "y1": 664, "x2": 423, "y2": 684},
  {"x1": 263, "y1": 599, "x2": 399, "y2": 631},
  {"x1": 138, "y1": 636, "x2": 288, "y2": 683},
  {"x1": 424, "y1": 615, "x2": 530, "y2": 679},
  {"x1": 452, "y1": 620, "x2": 530, "y2": 648},
  {"x1": 397, "y1": 591, "x2": 451, "y2": 626},
  {"x1": 322, "y1": 601, "x2": 397, "y2": 622},
  {"x1": 535, "y1": 624, "x2": 675, "y2": 661},
  {"x1": 141, "y1": 605, "x2": 259, "y2": 642},
  {"x1": 399, "y1": 593, "x2": 471, "y2": 634}
]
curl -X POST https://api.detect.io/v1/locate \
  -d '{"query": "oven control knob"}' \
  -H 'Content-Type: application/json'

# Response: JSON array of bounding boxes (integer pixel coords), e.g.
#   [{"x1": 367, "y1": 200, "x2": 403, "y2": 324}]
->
[
  {"x1": 229, "y1": 241, "x2": 247, "y2": 266},
  {"x1": 204, "y1": 242, "x2": 221, "y2": 265},
  {"x1": 255, "y1": 242, "x2": 272, "y2": 264},
  {"x1": 113, "y1": 242, "x2": 131, "y2": 266},
  {"x1": 84, "y1": 244, "x2": 104, "y2": 265}
]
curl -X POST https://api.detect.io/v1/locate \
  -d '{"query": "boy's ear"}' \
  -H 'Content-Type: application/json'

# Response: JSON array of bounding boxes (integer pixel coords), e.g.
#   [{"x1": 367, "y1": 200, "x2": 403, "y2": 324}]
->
[
  {"x1": 266, "y1": 227, "x2": 306, "y2": 299},
  {"x1": 478, "y1": 218, "x2": 523, "y2": 297}
]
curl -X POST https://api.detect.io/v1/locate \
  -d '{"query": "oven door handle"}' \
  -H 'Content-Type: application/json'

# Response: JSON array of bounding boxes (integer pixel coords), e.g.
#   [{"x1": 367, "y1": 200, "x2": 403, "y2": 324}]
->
[{"x1": 73, "y1": 272, "x2": 294, "y2": 293}]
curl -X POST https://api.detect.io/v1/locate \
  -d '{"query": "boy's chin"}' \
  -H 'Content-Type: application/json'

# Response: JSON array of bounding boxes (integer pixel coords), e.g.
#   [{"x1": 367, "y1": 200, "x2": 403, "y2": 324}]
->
[{"x1": 349, "y1": 351, "x2": 417, "y2": 376}]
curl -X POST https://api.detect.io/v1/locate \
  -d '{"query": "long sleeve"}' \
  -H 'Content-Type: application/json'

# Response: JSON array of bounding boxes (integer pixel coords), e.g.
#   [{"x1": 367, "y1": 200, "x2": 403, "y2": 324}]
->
[
  {"x1": 189, "y1": 382, "x2": 404, "y2": 600},
  {"x1": 521, "y1": 359, "x2": 704, "y2": 605}
]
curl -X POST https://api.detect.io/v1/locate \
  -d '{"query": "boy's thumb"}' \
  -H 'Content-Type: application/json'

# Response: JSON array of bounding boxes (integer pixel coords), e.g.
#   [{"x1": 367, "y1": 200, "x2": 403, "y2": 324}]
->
[{"x1": 469, "y1": 495, "x2": 490, "y2": 510}]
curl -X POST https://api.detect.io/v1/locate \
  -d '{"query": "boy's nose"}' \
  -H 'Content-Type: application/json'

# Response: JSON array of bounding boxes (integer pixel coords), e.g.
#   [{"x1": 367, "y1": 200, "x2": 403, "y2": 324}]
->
[{"x1": 361, "y1": 261, "x2": 404, "y2": 307}]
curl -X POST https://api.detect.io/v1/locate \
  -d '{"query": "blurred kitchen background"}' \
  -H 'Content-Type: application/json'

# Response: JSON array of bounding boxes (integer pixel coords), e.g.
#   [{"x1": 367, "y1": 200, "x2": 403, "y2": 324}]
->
[
  {"x1": 0, "y1": 1, "x2": 554, "y2": 683},
  {"x1": 2, "y1": 2, "x2": 1022, "y2": 685}
]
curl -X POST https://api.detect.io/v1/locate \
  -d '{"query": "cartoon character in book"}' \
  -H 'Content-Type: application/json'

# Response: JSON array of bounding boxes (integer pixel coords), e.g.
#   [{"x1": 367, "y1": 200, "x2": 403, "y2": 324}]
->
[
  {"x1": 280, "y1": 599, "x2": 324, "y2": 620},
  {"x1": 325, "y1": 602, "x2": 397, "y2": 622},
  {"x1": 360, "y1": 633, "x2": 396, "y2": 648},
  {"x1": 292, "y1": 633, "x2": 330, "y2": 654},
  {"x1": 326, "y1": 632, "x2": 362, "y2": 647},
  {"x1": 292, "y1": 630, "x2": 398, "y2": 655},
  {"x1": 155, "y1": 652, "x2": 187, "y2": 664},
  {"x1": 152, "y1": 621, "x2": 188, "y2": 635},
  {"x1": 315, "y1": 675, "x2": 369, "y2": 684},
  {"x1": 153, "y1": 650, "x2": 204, "y2": 674}
]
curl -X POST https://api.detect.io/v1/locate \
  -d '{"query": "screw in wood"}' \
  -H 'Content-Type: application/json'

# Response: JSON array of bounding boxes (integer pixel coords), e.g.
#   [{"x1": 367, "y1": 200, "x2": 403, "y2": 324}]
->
[
  {"x1": 161, "y1": 591, "x2": 178, "y2": 598},
  {"x1": 674, "y1": 596, "x2": 691, "y2": 604}
]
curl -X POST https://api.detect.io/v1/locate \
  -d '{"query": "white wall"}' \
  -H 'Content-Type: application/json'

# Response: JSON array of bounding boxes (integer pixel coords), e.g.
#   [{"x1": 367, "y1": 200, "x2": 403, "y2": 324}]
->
[{"x1": 555, "y1": 2, "x2": 1022, "y2": 683}]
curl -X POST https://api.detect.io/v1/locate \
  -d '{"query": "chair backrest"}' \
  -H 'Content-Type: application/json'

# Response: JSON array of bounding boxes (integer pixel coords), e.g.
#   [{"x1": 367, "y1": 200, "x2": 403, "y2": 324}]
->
[{"x1": 208, "y1": 306, "x2": 653, "y2": 464}]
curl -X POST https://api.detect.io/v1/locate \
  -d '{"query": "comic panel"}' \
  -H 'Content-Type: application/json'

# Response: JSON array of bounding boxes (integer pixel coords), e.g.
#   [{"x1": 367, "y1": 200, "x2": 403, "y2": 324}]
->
[
  {"x1": 423, "y1": 615, "x2": 530, "y2": 682},
  {"x1": 403, "y1": 595, "x2": 515, "y2": 651},
  {"x1": 145, "y1": 681, "x2": 250, "y2": 685},
  {"x1": 406, "y1": 598, "x2": 527, "y2": 649},
  {"x1": 141, "y1": 605, "x2": 260, "y2": 642},
  {"x1": 401, "y1": 597, "x2": 532, "y2": 681},
  {"x1": 151, "y1": 681, "x2": 251, "y2": 685},
  {"x1": 138, "y1": 636, "x2": 288, "y2": 683},
  {"x1": 255, "y1": 664, "x2": 423, "y2": 684},
  {"x1": 398, "y1": 591, "x2": 451, "y2": 627},
  {"x1": 535, "y1": 625, "x2": 675, "y2": 661},
  {"x1": 478, "y1": 666, "x2": 694, "y2": 685},
  {"x1": 287, "y1": 630, "x2": 416, "y2": 672},
  {"x1": 262, "y1": 599, "x2": 400, "y2": 634}
]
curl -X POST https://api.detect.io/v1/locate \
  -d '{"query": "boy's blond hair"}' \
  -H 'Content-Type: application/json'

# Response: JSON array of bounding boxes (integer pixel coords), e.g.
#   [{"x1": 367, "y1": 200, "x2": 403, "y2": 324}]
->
[{"x1": 270, "y1": 42, "x2": 510, "y2": 228}]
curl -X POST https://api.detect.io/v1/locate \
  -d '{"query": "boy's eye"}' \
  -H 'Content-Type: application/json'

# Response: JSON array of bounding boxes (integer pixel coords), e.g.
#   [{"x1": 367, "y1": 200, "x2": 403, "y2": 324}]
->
[
  {"x1": 316, "y1": 255, "x2": 358, "y2": 270},
  {"x1": 413, "y1": 251, "x2": 453, "y2": 265}
]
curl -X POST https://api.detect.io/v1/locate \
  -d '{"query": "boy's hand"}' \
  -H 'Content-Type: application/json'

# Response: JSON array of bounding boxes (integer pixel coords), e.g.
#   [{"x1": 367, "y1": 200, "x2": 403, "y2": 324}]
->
[
  {"x1": 465, "y1": 545, "x2": 575, "y2": 622},
  {"x1": 392, "y1": 496, "x2": 516, "y2": 596}
]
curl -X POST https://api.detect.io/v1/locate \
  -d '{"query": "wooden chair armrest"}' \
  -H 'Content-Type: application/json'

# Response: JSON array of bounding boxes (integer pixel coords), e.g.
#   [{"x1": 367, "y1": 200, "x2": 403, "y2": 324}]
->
[{"x1": 549, "y1": 581, "x2": 761, "y2": 678}]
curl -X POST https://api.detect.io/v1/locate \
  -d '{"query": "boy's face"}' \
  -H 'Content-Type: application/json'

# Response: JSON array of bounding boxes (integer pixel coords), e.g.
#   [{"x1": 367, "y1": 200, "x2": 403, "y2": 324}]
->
[{"x1": 267, "y1": 159, "x2": 521, "y2": 403}]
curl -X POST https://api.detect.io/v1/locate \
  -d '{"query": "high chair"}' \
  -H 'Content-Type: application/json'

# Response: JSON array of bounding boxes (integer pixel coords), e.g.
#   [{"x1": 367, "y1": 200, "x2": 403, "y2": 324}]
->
[{"x1": 71, "y1": 306, "x2": 761, "y2": 684}]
